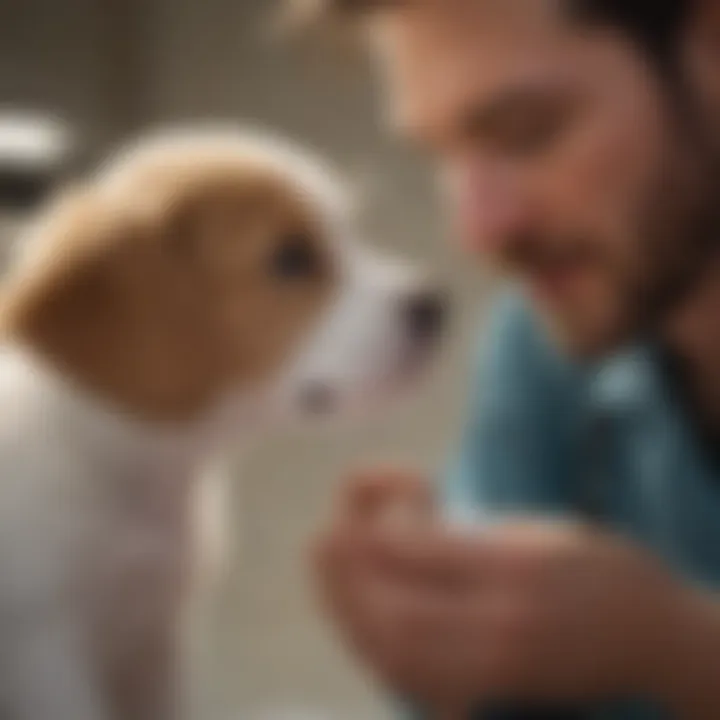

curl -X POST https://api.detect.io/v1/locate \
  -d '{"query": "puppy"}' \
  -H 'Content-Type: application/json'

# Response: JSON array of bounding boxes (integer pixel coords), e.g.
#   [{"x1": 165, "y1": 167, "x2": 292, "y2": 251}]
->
[{"x1": 0, "y1": 127, "x2": 444, "y2": 720}]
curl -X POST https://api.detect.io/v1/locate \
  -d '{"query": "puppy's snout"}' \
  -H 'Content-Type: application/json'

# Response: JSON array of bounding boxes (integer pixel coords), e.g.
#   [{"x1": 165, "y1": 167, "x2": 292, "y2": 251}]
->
[{"x1": 402, "y1": 289, "x2": 447, "y2": 342}]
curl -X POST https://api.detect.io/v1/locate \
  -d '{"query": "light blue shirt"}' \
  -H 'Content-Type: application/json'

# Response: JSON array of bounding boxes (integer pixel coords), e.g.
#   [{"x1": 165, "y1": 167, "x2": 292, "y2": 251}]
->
[{"x1": 440, "y1": 290, "x2": 720, "y2": 720}]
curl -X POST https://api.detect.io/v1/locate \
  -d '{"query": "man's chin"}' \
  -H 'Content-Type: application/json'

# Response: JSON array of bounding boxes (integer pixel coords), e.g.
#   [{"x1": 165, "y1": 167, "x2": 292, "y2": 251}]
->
[{"x1": 539, "y1": 310, "x2": 635, "y2": 363}]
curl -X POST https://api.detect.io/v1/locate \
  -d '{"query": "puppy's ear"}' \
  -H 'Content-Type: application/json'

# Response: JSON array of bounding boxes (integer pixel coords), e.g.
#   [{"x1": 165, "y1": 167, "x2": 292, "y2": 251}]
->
[
  {"x1": 1, "y1": 186, "x2": 140, "y2": 376},
  {"x1": 2, "y1": 186, "x2": 127, "y2": 328},
  {"x1": 1, "y1": 188, "x2": 225, "y2": 422},
  {"x1": 7, "y1": 184, "x2": 111, "y2": 273}
]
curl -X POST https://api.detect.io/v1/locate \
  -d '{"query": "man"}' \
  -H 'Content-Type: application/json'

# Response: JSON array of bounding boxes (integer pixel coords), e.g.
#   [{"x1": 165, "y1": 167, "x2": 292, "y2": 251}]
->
[{"x1": 309, "y1": 1, "x2": 720, "y2": 718}]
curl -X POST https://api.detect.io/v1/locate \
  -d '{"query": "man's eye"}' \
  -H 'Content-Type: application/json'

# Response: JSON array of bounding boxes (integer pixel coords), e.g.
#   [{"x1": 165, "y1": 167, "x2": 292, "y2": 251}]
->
[
  {"x1": 271, "y1": 234, "x2": 320, "y2": 279},
  {"x1": 493, "y1": 109, "x2": 571, "y2": 157}
]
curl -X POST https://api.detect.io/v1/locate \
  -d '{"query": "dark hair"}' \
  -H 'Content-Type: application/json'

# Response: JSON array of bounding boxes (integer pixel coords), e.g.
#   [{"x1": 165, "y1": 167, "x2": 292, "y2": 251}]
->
[
  {"x1": 297, "y1": 0, "x2": 693, "y2": 68},
  {"x1": 570, "y1": 1, "x2": 693, "y2": 68}
]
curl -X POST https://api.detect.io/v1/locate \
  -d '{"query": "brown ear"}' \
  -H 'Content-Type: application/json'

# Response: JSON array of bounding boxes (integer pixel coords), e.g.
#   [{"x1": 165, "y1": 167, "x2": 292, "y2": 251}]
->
[
  {"x1": 1, "y1": 186, "x2": 125, "y2": 347},
  {"x1": 1, "y1": 188, "x2": 228, "y2": 423}
]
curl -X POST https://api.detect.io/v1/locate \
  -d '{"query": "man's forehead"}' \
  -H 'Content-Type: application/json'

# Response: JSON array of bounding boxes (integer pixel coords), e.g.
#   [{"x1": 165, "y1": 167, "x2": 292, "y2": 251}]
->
[
  {"x1": 368, "y1": 0, "x2": 566, "y2": 62},
  {"x1": 366, "y1": 0, "x2": 589, "y2": 138}
]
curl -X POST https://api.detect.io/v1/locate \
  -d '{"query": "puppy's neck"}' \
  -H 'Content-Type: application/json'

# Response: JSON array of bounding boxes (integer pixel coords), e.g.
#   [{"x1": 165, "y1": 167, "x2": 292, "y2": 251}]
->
[{"x1": 0, "y1": 342, "x2": 253, "y2": 475}]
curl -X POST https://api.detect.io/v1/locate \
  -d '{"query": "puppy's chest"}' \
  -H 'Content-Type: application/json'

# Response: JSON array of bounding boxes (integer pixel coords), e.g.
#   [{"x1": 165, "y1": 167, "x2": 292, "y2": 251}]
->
[{"x1": 87, "y1": 475, "x2": 197, "y2": 665}]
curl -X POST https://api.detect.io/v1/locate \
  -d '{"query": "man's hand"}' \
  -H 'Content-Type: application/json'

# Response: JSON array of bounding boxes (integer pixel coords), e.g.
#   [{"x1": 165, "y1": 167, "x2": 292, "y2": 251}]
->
[{"x1": 312, "y1": 470, "x2": 720, "y2": 715}]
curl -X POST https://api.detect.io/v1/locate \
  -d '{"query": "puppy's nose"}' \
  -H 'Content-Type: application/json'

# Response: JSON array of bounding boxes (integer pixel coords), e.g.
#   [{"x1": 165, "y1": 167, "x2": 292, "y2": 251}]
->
[{"x1": 403, "y1": 289, "x2": 447, "y2": 342}]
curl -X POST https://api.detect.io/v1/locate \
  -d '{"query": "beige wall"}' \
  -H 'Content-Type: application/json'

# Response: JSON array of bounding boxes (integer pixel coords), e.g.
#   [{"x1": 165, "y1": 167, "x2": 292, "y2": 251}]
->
[
  {"x1": 0, "y1": 0, "x2": 153, "y2": 150},
  {"x1": 1, "y1": 2, "x2": 490, "y2": 717}
]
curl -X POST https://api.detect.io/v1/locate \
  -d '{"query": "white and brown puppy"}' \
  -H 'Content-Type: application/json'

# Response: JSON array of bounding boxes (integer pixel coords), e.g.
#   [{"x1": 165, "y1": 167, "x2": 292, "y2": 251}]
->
[{"x1": 0, "y1": 128, "x2": 444, "y2": 720}]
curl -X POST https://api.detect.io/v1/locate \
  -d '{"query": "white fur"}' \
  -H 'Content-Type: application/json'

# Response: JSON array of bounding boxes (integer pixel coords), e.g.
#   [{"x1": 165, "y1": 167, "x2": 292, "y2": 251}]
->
[{"x1": 0, "y1": 129, "x2": 440, "y2": 720}]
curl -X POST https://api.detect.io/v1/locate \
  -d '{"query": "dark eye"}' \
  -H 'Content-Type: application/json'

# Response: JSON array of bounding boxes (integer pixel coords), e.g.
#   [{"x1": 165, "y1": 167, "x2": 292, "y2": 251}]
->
[
  {"x1": 271, "y1": 234, "x2": 320, "y2": 279},
  {"x1": 494, "y1": 109, "x2": 569, "y2": 157},
  {"x1": 471, "y1": 91, "x2": 578, "y2": 160}
]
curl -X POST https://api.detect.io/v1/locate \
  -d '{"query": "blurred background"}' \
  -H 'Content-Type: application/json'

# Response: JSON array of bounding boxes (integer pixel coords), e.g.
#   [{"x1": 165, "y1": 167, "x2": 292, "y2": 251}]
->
[{"x1": 1, "y1": 1, "x2": 491, "y2": 718}]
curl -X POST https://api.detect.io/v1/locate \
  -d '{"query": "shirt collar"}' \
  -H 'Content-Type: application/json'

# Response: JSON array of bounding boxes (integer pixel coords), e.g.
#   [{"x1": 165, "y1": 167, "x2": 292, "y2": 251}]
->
[{"x1": 586, "y1": 344, "x2": 665, "y2": 416}]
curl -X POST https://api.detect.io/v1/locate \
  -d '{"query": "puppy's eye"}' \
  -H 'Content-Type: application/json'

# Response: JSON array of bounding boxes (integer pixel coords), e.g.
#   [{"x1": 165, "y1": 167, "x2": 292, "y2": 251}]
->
[{"x1": 271, "y1": 235, "x2": 320, "y2": 279}]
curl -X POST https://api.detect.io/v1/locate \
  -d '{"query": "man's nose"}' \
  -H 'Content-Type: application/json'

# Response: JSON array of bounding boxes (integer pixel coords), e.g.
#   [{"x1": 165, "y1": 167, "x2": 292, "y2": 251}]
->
[{"x1": 449, "y1": 162, "x2": 530, "y2": 255}]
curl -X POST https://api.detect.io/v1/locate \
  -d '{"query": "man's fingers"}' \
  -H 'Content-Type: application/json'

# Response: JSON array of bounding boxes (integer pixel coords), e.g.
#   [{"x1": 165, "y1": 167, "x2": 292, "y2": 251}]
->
[
  {"x1": 360, "y1": 581, "x2": 503, "y2": 703},
  {"x1": 365, "y1": 528, "x2": 497, "y2": 589},
  {"x1": 363, "y1": 520, "x2": 574, "y2": 589},
  {"x1": 338, "y1": 467, "x2": 436, "y2": 523},
  {"x1": 310, "y1": 519, "x2": 505, "y2": 703}
]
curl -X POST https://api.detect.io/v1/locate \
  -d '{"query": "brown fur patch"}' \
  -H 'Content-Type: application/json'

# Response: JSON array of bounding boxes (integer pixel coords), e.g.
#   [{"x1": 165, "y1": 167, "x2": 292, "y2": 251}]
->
[{"x1": 0, "y1": 157, "x2": 336, "y2": 423}]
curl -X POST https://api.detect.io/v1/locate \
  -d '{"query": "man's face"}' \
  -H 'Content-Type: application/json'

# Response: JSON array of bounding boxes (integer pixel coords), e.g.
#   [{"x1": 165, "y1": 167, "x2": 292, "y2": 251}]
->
[{"x1": 369, "y1": 0, "x2": 719, "y2": 357}]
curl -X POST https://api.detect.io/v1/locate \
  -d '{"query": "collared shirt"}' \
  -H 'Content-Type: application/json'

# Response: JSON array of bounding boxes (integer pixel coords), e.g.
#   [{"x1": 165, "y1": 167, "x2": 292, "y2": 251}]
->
[{"x1": 442, "y1": 291, "x2": 720, "y2": 720}]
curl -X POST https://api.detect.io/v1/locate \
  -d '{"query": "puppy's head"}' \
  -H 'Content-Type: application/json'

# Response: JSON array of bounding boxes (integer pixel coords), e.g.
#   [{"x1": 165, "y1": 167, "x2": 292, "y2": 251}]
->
[{"x1": 2, "y1": 128, "x2": 445, "y2": 429}]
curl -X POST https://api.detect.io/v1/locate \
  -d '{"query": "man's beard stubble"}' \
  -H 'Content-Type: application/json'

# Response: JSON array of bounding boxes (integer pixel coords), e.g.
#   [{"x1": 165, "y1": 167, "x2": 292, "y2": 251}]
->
[
  {"x1": 519, "y1": 129, "x2": 720, "y2": 360},
  {"x1": 630, "y1": 131, "x2": 720, "y2": 343}
]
